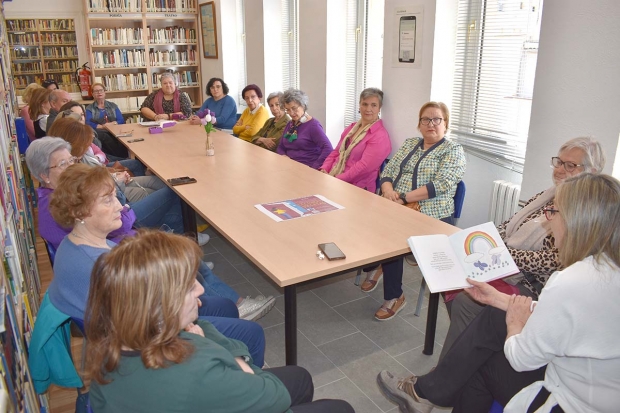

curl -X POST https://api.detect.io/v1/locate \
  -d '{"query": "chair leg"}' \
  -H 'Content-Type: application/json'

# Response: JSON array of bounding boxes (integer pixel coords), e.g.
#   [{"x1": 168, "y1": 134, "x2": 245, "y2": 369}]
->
[
  {"x1": 414, "y1": 278, "x2": 426, "y2": 316},
  {"x1": 354, "y1": 269, "x2": 362, "y2": 286}
]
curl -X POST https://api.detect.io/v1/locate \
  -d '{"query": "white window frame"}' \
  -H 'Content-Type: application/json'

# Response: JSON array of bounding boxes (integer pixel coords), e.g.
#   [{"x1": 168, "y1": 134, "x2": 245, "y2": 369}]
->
[
  {"x1": 450, "y1": 0, "x2": 543, "y2": 171},
  {"x1": 281, "y1": 0, "x2": 299, "y2": 91}
]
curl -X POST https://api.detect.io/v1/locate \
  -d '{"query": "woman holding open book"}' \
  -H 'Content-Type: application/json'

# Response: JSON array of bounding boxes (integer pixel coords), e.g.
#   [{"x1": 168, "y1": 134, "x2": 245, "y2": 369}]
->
[
  {"x1": 360, "y1": 101, "x2": 466, "y2": 320},
  {"x1": 377, "y1": 173, "x2": 620, "y2": 413}
]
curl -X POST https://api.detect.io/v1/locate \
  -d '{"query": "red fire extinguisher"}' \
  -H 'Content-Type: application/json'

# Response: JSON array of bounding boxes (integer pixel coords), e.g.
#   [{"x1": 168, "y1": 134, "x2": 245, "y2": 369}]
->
[{"x1": 75, "y1": 63, "x2": 93, "y2": 99}]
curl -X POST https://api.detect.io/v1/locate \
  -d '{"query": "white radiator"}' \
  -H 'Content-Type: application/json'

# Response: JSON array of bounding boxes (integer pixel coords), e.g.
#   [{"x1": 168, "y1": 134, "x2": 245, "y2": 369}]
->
[{"x1": 489, "y1": 180, "x2": 521, "y2": 225}]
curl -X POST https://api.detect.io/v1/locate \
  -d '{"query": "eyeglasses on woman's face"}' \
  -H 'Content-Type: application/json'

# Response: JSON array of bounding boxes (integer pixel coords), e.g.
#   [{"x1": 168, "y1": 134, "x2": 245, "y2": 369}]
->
[
  {"x1": 542, "y1": 207, "x2": 560, "y2": 221},
  {"x1": 551, "y1": 157, "x2": 583, "y2": 173},
  {"x1": 49, "y1": 156, "x2": 78, "y2": 170},
  {"x1": 419, "y1": 117, "x2": 443, "y2": 126},
  {"x1": 92, "y1": 88, "x2": 105, "y2": 94}
]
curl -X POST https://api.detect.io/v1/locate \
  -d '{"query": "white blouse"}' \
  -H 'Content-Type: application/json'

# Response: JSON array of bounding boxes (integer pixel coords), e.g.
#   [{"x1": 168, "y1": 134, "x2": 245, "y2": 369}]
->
[{"x1": 504, "y1": 255, "x2": 620, "y2": 413}]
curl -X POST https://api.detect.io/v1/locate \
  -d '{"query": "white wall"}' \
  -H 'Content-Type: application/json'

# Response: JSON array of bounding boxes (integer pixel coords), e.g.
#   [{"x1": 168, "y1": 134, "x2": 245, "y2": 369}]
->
[
  {"x1": 381, "y1": 0, "x2": 436, "y2": 153},
  {"x1": 199, "y1": 0, "x2": 225, "y2": 104},
  {"x1": 521, "y1": 0, "x2": 620, "y2": 199},
  {"x1": 262, "y1": 0, "x2": 283, "y2": 96},
  {"x1": 324, "y1": 0, "x2": 347, "y2": 144},
  {"x1": 244, "y1": 0, "x2": 265, "y2": 94}
]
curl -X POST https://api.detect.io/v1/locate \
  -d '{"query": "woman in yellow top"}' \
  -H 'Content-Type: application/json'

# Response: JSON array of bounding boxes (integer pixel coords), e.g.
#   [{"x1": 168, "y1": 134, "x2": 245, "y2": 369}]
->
[{"x1": 233, "y1": 84, "x2": 270, "y2": 142}]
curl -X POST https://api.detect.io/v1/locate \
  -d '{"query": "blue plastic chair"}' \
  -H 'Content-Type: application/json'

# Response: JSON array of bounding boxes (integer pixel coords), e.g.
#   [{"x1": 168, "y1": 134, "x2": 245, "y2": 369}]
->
[
  {"x1": 414, "y1": 181, "x2": 466, "y2": 316},
  {"x1": 43, "y1": 239, "x2": 57, "y2": 267}
]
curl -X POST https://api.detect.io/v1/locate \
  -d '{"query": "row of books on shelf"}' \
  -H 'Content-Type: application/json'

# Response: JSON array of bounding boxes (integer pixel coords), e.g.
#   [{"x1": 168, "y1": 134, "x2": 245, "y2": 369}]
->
[
  {"x1": 90, "y1": 27, "x2": 143, "y2": 46},
  {"x1": 12, "y1": 62, "x2": 42, "y2": 73},
  {"x1": 150, "y1": 48, "x2": 196, "y2": 66},
  {"x1": 11, "y1": 48, "x2": 40, "y2": 59},
  {"x1": 100, "y1": 72, "x2": 148, "y2": 91},
  {"x1": 8, "y1": 33, "x2": 38, "y2": 46},
  {"x1": 107, "y1": 96, "x2": 147, "y2": 112},
  {"x1": 148, "y1": 26, "x2": 197, "y2": 44},
  {"x1": 93, "y1": 49, "x2": 146, "y2": 68},
  {"x1": 87, "y1": 0, "x2": 196, "y2": 13},
  {"x1": 45, "y1": 60, "x2": 79, "y2": 72},
  {"x1": 152, "y1": 70, "x2": 198, "y2": 87},
  {"x1": 40, "y1": 32, "x2": 76, "y2": 44},
  {"x1": 42, "y1": 46, "x2": 78, "y2": 59},
  {"x1": 7, "y1": 18, "x2": 75, "y2": 32},
  {"x1": 6, "y1": 19, "x2": 36, "y2": 31}
]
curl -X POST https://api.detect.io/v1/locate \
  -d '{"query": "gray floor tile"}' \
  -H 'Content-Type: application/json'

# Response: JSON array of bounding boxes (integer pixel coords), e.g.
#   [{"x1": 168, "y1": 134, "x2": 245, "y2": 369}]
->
[
  {"x1": 232, "y1": 281, "x2": 262, "y2": 299},
  {"x1": 263, "y1": 324, "x2": 345, "y2": 387},
  {"x1": 200, "y1": 241, "x2": 218, "y2": 255},
  {"x1": 394, "y1": 345, "x2": 441, "y2": 376},
  {"x1": 204, "y1": 254, "x2": 248, "y2": 286},
  {"x1": 235, "y1": 262, "x2": 284, "y2": 298},
  {"x1": 400, "y1": 302, "x2": 451, "y2": 347},
  {"x1": 273, "y1": 291, "x2": 358, "y2": 346},
  {"x1": 312, "y1": 277, "x2": 368, "y2": 307},
  {"x1": 209, "y1": 237, "x2": 249, "y2": 265},
  {"x1": 318, "y1": 333, "x2": 412, "y2": 412},
  {"x1": 334, "y1": 297, "x2": 426, "y2": 356},
  {"x1": 314, "y1": 377, "x2": 383, "y2": 413}
]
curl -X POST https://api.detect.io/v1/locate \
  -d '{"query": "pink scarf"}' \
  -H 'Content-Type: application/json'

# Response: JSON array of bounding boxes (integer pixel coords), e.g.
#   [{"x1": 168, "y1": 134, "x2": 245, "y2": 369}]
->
[{"x1": 153, "y1": 89, "x2": 181, "y2": 114}]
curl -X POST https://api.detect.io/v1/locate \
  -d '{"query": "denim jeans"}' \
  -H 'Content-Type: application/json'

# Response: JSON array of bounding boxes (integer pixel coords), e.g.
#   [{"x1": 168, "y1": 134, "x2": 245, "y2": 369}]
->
[
  {"x1": 197, "y1": 296, "x2": 266, "y2": 367},
  {"x1": 129, "y1": 186, "x2": 184, "y2": 234}
]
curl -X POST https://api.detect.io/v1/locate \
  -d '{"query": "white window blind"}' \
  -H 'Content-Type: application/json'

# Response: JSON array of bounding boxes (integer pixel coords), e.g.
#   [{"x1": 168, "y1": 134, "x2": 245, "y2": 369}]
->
[
  {"x1": 281, "y1": 0, "x2": 299, "y2": 91},
  {"x1": 236, "y1": 0, "x2": 247, "y2": 106},
  {"x1": 344, "y1": 0, "x2": 384, "y2": 127},
  {"x1": 450, "y1": 0, "x2": 543, "y2": 170}
]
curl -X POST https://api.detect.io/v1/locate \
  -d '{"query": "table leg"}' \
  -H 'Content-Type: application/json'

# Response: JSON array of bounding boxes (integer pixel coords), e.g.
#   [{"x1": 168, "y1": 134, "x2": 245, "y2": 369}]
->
[
  {"x1": 423, "y1": 292, "x2": 440, "y2": 355},
  {"x1": 180, "y1": 198, "x2": 197, "y2": 241},
  {"x1": 284, "y1": 285, "x2": 297, "y2": 366}
]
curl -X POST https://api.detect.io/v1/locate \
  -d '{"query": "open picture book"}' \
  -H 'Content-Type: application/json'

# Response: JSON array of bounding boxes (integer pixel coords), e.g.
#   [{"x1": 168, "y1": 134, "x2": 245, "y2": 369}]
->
[{"x1": 408, "y1": 222, "x2": 519, "y2": 293}]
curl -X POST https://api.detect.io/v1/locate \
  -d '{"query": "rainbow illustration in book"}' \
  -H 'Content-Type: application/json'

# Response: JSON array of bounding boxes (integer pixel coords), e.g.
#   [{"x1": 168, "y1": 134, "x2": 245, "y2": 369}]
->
[{"x1": 462, "y1": 231, "x2": 509, "y2": 276}]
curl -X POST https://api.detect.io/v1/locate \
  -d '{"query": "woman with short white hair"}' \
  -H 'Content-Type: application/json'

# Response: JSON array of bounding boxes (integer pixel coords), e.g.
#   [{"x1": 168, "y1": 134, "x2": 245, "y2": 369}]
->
[{"x1": 140, "y1": 72, "x2": 192, "y2": 120}]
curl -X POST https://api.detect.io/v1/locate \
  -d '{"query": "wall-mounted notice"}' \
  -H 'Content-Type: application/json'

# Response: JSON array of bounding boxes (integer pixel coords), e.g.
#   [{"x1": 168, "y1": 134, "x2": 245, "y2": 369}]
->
[
  {"x1": 200, "y1": 2, "x2": 219, "y2": 59},
  {"x1": 392, "y1": 6, "x2": 423, "y2": 68}
]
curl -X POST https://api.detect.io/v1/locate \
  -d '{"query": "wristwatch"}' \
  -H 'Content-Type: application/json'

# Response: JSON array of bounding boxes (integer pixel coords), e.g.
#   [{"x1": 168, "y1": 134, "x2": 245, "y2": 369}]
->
[{"x1": 399, "y1": 192, "x2": 408, "y2": 203}]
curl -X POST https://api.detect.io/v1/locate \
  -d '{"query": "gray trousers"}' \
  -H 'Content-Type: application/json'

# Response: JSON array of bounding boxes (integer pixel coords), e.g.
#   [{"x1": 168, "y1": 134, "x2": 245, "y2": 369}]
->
[{"x1": 439, "y1": 283, "x2": 534, "y2": 360}]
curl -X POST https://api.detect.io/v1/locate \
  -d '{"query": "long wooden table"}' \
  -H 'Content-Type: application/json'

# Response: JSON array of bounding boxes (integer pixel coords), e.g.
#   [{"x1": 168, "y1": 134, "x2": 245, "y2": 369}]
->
[{"x1": 106, "y1": 122, "x2": 458, "y2": 364}]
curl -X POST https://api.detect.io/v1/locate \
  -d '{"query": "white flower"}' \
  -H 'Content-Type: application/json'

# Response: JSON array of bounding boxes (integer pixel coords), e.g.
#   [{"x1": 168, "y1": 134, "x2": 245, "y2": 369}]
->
[{"x1": 204, "y1": 114, "x2": 212, "y2": 123}]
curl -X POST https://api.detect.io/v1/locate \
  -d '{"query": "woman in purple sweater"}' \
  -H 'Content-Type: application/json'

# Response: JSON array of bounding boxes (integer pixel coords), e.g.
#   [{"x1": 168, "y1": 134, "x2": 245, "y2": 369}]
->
[{"x1": 276, "y1": 88, "x2": 333, "y2": 169}]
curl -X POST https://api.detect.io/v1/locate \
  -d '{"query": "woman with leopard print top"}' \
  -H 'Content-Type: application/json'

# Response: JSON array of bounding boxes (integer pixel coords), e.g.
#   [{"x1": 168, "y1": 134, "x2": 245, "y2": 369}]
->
[{"x1": 439, "y1": 137, "x2": 605, "y2": 360}]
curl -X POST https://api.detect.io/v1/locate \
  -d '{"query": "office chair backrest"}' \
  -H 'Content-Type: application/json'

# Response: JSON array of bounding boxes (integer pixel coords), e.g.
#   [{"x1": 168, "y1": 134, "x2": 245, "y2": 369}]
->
[
  {"x1": 43, "y1": 239, "x2": 56, "y2": 267},
  {"x1": 375, "y1": 158, "x2": 389, "y2": 194},
  {"x1": 453, "y1": 180, "x2": 466, "y2": 219}
]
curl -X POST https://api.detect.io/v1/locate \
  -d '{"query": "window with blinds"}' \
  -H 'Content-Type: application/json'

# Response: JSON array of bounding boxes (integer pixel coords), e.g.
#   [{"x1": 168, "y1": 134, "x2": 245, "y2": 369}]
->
[
  {"x1": 281, "y1": 0, "x2": 299, "y2": 91},
  {"x1": 236, "y1": 0, "x2": 247, "y2": 106},
  {"x1": 343, "y1": 0, "x2": 384, "y2": 127},
  {"x1": 450, "y1": 0, "x2": 543, "y2": 171}
]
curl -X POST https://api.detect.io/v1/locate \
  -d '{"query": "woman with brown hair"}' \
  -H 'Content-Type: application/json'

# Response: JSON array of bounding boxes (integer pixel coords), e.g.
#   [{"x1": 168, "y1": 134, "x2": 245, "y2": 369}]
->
[
  {"x1": 46, "y1": 119, "x2": 189, "y2": 239},
  {"x1": 86, "y1": 230, "x2": 353, "y2": 413},
  {"x1": 19, "y1": 82, "x2": 43, "y2": 141},
  {"x1": 28, "y1": 87, "x2": 52, "y2": 139}
]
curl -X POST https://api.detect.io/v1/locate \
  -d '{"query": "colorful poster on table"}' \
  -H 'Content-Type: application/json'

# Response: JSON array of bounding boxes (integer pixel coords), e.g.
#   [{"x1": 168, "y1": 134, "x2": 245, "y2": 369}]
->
[{"x1": 255, "y1": 195, "x2": 344, "y2": 222}]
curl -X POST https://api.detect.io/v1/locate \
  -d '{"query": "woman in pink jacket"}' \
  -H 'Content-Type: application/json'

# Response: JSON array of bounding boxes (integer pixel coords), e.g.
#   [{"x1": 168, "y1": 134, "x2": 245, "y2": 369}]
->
[{"x1": 320, "y1": 88, "x2": 391, "y2": 192}]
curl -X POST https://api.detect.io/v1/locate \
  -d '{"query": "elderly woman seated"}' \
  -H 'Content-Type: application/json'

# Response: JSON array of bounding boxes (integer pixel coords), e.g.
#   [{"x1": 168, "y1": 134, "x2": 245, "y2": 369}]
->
[
  {"x1": 232, "y1": 84, "x2": 270, "y2": 142},
  {"x1": 197, "y1": 77, "x2": 238, "y2": 129},
  {"x1": 320, "y1": 88, "x2": 391, "y2": 192},
  {"x1": 438, "y1": 136, "x2": 605, "y2": 358},
  {"x1": 46, "y1": 166, "x2": 272, "y2": 360},
  {"x1": 24, "y1": 135, "x2": 197, "y2": 246},
  {"x1": 276, "y1": 88, "x2": 333, "y2": 169},
  {"x1": 85, "y1": 230, "x2": 354, "y2": 413},
  {"x1": 362, "y1": 101, "x2": 466, "y2": 320},
  {"x1": 250, "y1": 91, "x2": 290, "y2": 151},
  {"x1": 378, "y1": 173, "x2": 620, "y2": 413},
  {"x1": 140, "y1": 72, "x2": 192, "y2": 121}
]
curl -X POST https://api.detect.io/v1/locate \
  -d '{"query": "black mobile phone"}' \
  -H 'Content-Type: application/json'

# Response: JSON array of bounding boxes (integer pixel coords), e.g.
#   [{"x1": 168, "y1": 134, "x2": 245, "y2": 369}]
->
[
  {"x1": 318, "y1": 243, "x2": 346, "y2": 261},
  {"x1": 399, "y1": 15, "x2": 416, "y2": 63},
  {"x1": 127, "y1": 138, "x2": 144, "y2": 143},
  {"x1": 167, "y1": 176, "x2": 197, "y2": 186}
]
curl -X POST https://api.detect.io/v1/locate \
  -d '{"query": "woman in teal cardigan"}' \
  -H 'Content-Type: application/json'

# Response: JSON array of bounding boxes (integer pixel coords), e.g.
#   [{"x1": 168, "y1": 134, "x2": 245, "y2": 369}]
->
[{"x1": 86, "y1": 231, "x2": 353, "y2": 413}]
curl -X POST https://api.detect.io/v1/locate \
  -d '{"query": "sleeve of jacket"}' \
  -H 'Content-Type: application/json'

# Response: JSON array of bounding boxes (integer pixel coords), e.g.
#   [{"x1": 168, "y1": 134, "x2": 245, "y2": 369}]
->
[
  {"x1": 114, "y1": 106, "x2": 125, "y2": 124},
  {"x1": 380, "y1": 139, "x2": 416, "y2": 186},
  {"x1": 337, "y1": 125, "x2": 391, "y2": 184},
  {"x1": 237, "y1": 107, "x2": 270, "y2": 142},
  {"x1": 85, "y1": 107, "x2": 98, "y2": 130},
  {"x1": 232, "y1": 108, "x2": 249, "y2": 136},
  {"x1": 426, "y1": 142, "x2": 466, "y2": 199},
  {"x1": 217, "y1": 96, "x2": 239, "y2": 129}
]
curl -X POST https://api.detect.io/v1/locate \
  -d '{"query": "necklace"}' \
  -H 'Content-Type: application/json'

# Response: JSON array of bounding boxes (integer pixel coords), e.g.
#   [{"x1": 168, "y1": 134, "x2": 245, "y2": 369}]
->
[{"x1": 70, "y1": 231, "x2": 109, "y2": 249}]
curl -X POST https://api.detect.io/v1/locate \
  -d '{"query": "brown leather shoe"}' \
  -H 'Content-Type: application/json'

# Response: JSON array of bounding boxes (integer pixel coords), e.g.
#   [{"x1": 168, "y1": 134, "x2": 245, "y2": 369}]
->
[
  {"x1": 375, "y1": 294, "x2": 406, "y2": 321},
  {"x1": 360, "y1": 266, "x2": 383, "y2": 292}
]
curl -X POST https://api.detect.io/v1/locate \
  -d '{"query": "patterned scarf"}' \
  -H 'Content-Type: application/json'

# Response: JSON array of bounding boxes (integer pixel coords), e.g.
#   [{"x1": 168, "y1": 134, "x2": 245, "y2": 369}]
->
[
  {"x1": 153, "y1": 89, "x2": 180, "y2": 114},
  {"x1": 329, "y1": 120, "x2": 376, "y2": 176}
]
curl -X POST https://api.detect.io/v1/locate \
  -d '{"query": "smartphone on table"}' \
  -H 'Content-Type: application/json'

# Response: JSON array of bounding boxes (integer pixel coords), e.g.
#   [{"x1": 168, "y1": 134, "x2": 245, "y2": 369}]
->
[
  {"x1": 167, "y1": 176, "x2": 197, "y2": 186},
  {"x1": 318, "y1": 243, "x2": 346, "y2": 261}
]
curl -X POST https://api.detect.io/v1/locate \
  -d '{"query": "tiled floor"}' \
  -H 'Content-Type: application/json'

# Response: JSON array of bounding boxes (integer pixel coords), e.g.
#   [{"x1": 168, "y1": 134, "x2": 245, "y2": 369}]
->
[{"x1": 202, "y1": 227, "x2": 453, "y2": 413}]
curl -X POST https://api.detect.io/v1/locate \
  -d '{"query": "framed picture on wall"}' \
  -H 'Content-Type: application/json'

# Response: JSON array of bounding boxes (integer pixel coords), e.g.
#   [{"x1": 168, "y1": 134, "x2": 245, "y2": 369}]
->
[{"x1": 200, "y1": 2, "x2": 219, "y2": 59}]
